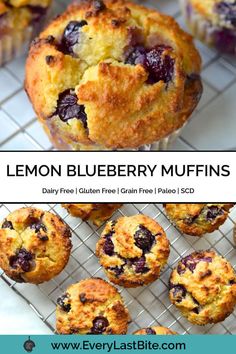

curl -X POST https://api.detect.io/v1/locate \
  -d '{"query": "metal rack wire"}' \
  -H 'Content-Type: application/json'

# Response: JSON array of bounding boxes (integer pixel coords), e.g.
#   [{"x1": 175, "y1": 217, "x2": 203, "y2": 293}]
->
[
  {"x1": 0, "y1": 203, "x2": 236, "y2": 335},
  {"x1": 1, "y1": 0, "x2": 236, "y2": 150}
]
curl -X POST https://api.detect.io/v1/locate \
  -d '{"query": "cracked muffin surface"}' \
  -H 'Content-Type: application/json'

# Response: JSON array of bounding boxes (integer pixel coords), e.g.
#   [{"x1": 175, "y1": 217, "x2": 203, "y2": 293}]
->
[
  {"x1": 169, "y1": 250, "x2": 236, "y2": 325},
  {"x1": 56, "y1": 278, "x2": 130, "y2": 334},
  {"x1": 62, "y1": 203, "x2": 122, "y2": 226},
  {"x1": 0, "y1": 207, "x2": 72, "y2": 284},
  {"x1": 25, "y1": 0, "x2": 202, "y2": 150},
  {"x1": 164, "y1": 203, "x2": 234, "y2": 236},
  {"x1": 96, "y1": 214, "x2": 170, "y2": 288},
  {"x1": 134, "y1": 326, "x2": 177, "y2": 335}
]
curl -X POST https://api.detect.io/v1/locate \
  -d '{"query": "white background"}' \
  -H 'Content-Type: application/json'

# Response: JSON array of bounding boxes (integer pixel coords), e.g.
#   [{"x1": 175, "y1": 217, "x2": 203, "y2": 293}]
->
[{"x1": 0, "y1": 152, "x2": 235, "y2": 202}]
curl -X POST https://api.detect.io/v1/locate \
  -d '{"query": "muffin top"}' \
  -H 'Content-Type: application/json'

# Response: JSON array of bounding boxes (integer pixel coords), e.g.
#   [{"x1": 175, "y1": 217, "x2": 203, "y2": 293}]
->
[
  {"x1": 96, "y1": 214, "x2": 170, "y2": 287},
  {"x1": 0, "y1": 0, "x2": 50, "y2": 14},
  {"x1": 62, "y1": 203, "x2": 122, "y2": 226},
  {"x1": 164, "y1": 203, "x2": 233, "y2": 236},
  {"x1": 25, "y1": 0, "x2": 202, "y2": 149},
  {"x1": 0, "y1": 207, "x2": 72, "y2": 284},
  {"x1": 169, "y1": 250, "x2": 236, "y2": 325},
  {"x1": 0, "y1": 0, "x2": 50, "y2": 8},
  {"x1": 189, "y1": 0, "x2": 236, "y2": 29},
  {"x1": 56, "y1": 278, "x2": 130, "y2": 334},
  {"x1": 134, "y1": 326, "x2": 177, "y2": 335}
]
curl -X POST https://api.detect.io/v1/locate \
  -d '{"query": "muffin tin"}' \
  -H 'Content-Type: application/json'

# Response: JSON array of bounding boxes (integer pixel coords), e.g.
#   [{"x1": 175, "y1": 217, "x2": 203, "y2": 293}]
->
[
  {"x1": 0, "y1": 0, "x2": 236, "y2": 151},
  {"x1": 0, "y1": 203, "x2": 235, "y2": 334}
]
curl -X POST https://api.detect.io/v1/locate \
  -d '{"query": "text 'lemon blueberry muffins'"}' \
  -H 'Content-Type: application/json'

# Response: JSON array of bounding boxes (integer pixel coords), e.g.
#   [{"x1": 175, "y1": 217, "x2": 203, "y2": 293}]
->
[
  {"x1": 0, "y1": 207, "x2": 72, "y2": 284},
  {"x1": 25, "y1": 0, "x2": 202, "y2": 151},
  {"x1": 164, "y1": 203, "x2": 234, "y2": 236},
  {"x1": 0, "y1": 0, "x2": 52, "y2": 66},
  {"x1": 62, "y1": 203, "x2": 122, "y2": 226},
  {"x1": 96, "y1": 214, "x2": 170, "y2": 287},
  {"x1": 134, "y1": 326, "x2": 177, "y2": 335},
  {"x1": 56, "y1": 278, "x2": 130, "y2": 334},
  {"x1": 169, "y1": 250, "x2": 236, "y2": 325},
  {"x1": 180, "y1": 0, "x2": 236, "y2": 55}
]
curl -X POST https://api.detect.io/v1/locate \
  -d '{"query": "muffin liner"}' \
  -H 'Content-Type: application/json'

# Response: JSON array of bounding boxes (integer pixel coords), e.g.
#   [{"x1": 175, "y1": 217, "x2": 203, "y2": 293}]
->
[
  {"x1": 45, "y1": 118, "x2": 186, "y2": 151},
  {"x1": 148, "y1": 125, "x2": 185, "y2": 151},
  {"x1": 179, "y1": 0, "x2": 236, "y2": 55},
  {"x1": 0, "y1": 7, "x2": 51, "y2": 66}
]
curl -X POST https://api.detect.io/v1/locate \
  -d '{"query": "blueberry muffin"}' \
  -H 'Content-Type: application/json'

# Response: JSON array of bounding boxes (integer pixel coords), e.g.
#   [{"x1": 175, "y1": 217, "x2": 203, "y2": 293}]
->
[
  {"x1": 0, "y1": 207, "x2": 72, "y2": 284},
  {"x1": 0, "y1": 0, "x2": 52, "y2": 66},
  {"x1": 134, "y1": 326, "x2": 177, "y2": 335},
  {"x1": 56, "y1": 278, "x2": 130, "y2": 334},
  {"x1": 169, "y1": 250, "x2": 236, "y2": 325},
  {"x1": 96, "y1": 214, "x2": 170, "y2": 287},
  {"x1": 62, "y1": 203, "x2": 122, "y2": 226},
  {"x1": 164, "y1": 204, "x2": 234, "y2": 236},
  {"x1": 180, "y1": 0, "x2": 236, "y2": 55},
  {"x1": 25, "y1": 0, "x2": 202, "y2": 151}
]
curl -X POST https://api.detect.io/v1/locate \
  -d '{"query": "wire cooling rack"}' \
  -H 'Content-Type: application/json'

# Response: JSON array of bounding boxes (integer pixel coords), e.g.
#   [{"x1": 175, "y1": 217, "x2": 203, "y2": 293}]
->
[
  {"x1": 0, "y1": 203, "x2": 236, "y2": 335},
  {"x1": 1, "y1": 0, "x2": 236, "y2": 151}
]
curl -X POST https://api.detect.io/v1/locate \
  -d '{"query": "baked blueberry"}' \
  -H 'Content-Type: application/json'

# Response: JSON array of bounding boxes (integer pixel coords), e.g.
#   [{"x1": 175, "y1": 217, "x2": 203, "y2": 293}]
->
[
  {"x1": 90, "y1": 316, "x2": 109, "y2": 334},
  {"x1": 134, "y1": 225, "x2": 155, "y2": 252},
  {"x1": 59, "y1": 20, "x2": 88, "y2": 55},
  {"x1": 103, "y1": 232, "x2": 115, "y2": 255},
  {"x1": 169, "y1": 250, "x2": 236, "y2": 325},
  {"x1": 164, "y1": 204, "x2": 234, "y2": 236},
  {"x1": 215, "y1": 2, "x2": 236, "y2": 26},
  {"x1": 134, "y1": 326, "x2": 177, "y2": 335},
  {"x1": 2, "y1": 220, "x2": 14, "y2": 230},
  {"x1": 55, "y1": 89, "x2": 87, "y2": 127},
  {"x1": 177, "y1": 253, "x2": 212, "y2": 274},
  {"x1": 96, "y1": 215, "x2": 170, "y2": 287},
  {"x1": 9, "y1": 248, "x2": 34, "y2": 273},
  {"x1": 56, "y1": 278, "x2": 130, "y2": 334},
  {"x1": 125, "y1": 45, "x2": 174, "y2": 84},
  {"x1": 0, "y1": 207, "x2": 72, "y2": 284},
  {"x1": 57, "y1": 294, "x2": 71, "y2": 312}
]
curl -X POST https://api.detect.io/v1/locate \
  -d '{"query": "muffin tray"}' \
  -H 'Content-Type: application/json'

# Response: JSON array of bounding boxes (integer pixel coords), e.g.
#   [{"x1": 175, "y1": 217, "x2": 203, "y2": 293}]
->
[
  {"x1": 1, "y1": 0, "x2": 236, "y2": 151},
  {"x1": 0, "y1": 203, "x2": 236, "y2": 335}
]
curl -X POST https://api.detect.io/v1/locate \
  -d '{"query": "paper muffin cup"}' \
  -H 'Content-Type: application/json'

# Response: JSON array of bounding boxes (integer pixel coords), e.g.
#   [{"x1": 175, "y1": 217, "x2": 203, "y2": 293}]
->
[
  {"x1": 179, "y1": 0, "x2": 236, "y2": 55},
  {"x1": 45, "y1": 123, "x2": 186, "y2": 151},
  {"x1": 0, "y1": 7, "x2": 52, "y2": 66}
]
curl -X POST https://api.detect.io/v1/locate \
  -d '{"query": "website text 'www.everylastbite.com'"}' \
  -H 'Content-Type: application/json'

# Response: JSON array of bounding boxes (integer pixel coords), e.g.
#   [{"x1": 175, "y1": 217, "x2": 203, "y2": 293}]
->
[{"x1": 50, "y1": 340, "x2": 186, "y2": 352}]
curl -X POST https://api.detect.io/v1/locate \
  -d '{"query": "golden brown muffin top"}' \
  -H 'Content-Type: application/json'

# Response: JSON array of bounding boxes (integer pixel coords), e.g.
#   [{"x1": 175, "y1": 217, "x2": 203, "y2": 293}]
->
[
  {"x1": 56, "y1": 278, "x2": 130, "y2": 334},
  {"x1": 164, "y1": 203, "x2": 234, "y2": 236},
  {"x1": 169, "y1": 250, "x2": 236, "y2": 325},
  {"x1": 96, "y1": 214, "x2": 170, "y2": 287},
  {"x1": 0, "y1": 207, "x2": 72, "y2": 284},
  {"x1": 0, "y1": 0, "x2": 51, "y2": 8},
  {"x1": 134, "y1": 326, "x2": 177, "y2": 335},
  {"x1": 189, "y1": 0, "x2": 236, "y2": 29},
  {"x1": 25, "y1": 0, "x2": 202, "y2": 149},
  {"x1": 62, "y1": 203, "x2": 122, "y2": 226}
]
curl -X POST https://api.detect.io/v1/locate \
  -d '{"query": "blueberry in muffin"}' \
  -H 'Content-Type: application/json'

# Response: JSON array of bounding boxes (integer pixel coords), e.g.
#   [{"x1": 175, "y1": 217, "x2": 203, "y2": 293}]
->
[
  {"x1": 164, "y1": 203, "x2": 234, "y2": 236},
  {"x1": 0, "y1": 207, "x2": 72, "y2": 284},
  {"x1": 56, "y1": 278, "x2": 130, "y2": 334},
  {"x1": 134, "y1": 326, "x2": 177, "y2": 335},
  {"x1": 62, "y1": 203, "x2": 122, "y2": 226},
  {"x1": 96, "y1": 214, "x2": 170, "y2": 287},
  {"x1": 180, "y1": 0, "x2": 236, "y2": 55},
  {"x1": 0, "y1": 0, "x2": 52, "y2": 66},
  {"x1": 25, "y1": 0, "x2": 202, "y2": 151},
  {"x1": 169, "y1": 250, "x2": 236, "y2": 325}
]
